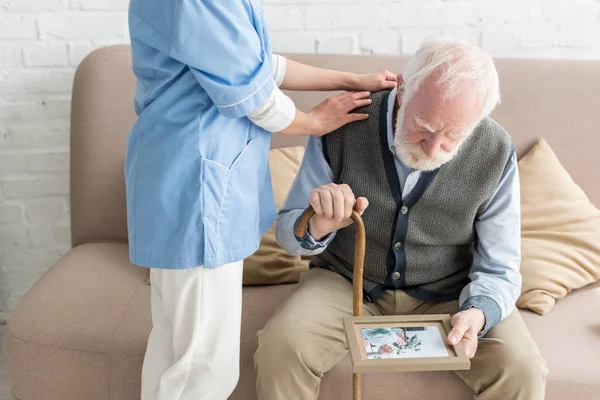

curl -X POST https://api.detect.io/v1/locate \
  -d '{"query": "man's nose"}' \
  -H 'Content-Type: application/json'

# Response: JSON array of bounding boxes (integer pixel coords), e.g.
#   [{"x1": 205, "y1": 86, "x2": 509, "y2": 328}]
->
[{"x1": 424, "y1": 139, "x2": 440, "y2": 159}]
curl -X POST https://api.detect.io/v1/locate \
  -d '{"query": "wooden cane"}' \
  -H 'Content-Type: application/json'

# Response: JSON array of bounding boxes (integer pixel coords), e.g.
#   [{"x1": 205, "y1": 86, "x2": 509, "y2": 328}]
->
[{"x1": 294, "y1": 206, "x2": 367, "y2": 400}]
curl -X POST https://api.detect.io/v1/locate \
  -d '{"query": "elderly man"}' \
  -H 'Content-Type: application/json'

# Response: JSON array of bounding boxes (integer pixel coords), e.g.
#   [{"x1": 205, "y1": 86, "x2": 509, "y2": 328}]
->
[{"x1": 254, "y1": 36, "x2": 548, "y2": 400}]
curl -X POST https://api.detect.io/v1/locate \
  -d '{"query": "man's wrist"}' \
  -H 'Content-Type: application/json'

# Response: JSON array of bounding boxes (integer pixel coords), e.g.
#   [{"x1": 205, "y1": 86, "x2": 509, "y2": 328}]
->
[
  {"x1": 294, "y1": 224, "x2": 335, "y2": 251},
  {"x1": 459, "y1": 295, "x2": 502, "y2": 338},
  {"x1": 307, "y1": 219, "x2": 329, "y2": 241},
  {"x1": 465, "y1": 306, "x2": 486, "y2": 334}
]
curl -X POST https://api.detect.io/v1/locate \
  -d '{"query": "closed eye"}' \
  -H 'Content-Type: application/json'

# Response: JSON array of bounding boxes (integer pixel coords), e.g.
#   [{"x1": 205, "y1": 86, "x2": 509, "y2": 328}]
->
[{"x1": 448, "y1": 131, "x2": 468, "y2": 141}]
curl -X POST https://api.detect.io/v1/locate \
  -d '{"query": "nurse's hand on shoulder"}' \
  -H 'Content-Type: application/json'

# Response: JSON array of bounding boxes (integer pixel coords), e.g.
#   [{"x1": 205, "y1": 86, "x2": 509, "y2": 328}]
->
[
  {"x1": 278, "y1": 91, "x2": 373, "y2": 137},
  {"x1": 307, "y1": 183, "x2": 369, "y2": 241},
  {"x1": 355, "y1": 70, "x2": 398, "y2": 92},
  {"x1": 309, "y1": 91, "x2": 374, "y2": 136}
]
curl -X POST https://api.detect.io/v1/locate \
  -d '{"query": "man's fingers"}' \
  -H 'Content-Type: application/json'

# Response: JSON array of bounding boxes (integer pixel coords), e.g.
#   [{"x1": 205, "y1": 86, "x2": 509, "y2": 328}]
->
[
  {"x1": 448, "y1": 313, "x2": 471, "y2": 345},
  {"x1": 340, "y1": 185, "x2": 355, "y2": 220},
  {"x1": 309, "y1": 191, "x2": 323, "y2": 216},
  {"x1": 331, "y1": 186, "x2": 345, "y2": 222},
  {"x1": 319, "y1": 189, "x2": 333, "y2": 219},
  {"x1": 448, "y1": 327, "x2": 466, "y2": 345},
  {"x1": 355, "y1": 197, "x2": 369, "y2": 213},
  {"x1": 461, "y1": 328, "x2": 479, "y2": 358}
]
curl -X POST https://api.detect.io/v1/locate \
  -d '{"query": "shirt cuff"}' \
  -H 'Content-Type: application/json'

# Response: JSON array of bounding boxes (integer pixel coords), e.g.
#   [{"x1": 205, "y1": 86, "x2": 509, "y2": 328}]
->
[
  {"x1": 293, "y1": 218, "x2": 336, "y2": 251},
  {"x1": 271, "y1": 54, "x2": 287, "y2": 87},
  {"x1": 459, "y1": 295, "x2": 502, "y2": 338},
  {"x1": 247, "y1": 86, "x2": 296, "y2": 132}
]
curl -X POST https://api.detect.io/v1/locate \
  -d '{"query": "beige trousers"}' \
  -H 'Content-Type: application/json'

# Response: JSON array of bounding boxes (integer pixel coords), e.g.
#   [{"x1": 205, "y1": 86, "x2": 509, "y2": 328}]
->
[{"x1": 255, "y1": 268, "x2": 548, "y2": 400}]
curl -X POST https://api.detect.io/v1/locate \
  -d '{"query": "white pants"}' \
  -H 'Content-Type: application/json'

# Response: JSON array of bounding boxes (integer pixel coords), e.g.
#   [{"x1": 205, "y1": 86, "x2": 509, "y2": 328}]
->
[{"x1": 141, "y1": 261, "x2": 243, "y2": 400}]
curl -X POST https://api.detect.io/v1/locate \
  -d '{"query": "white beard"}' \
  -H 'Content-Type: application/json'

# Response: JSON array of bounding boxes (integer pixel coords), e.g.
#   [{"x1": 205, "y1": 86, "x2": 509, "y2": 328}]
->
[{"x1": 392, "y1": 104, "x2": 463, "y2": 171}]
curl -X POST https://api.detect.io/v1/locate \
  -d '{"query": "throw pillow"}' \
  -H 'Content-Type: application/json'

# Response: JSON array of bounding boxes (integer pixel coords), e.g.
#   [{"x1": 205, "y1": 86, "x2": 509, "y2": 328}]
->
[{"x1": 517, "y1": 138, "x2": 600, "y2": 315}]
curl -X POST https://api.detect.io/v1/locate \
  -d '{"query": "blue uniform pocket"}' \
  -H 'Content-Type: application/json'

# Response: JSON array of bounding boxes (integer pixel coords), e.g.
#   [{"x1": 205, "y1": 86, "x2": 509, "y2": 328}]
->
[{"x1": 201, "y1": 138, "x2": 267, "y2": 267}]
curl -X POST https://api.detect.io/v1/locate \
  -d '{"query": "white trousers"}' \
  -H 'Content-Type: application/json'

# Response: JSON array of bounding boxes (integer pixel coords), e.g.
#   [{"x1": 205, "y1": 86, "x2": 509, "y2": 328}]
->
[{"x1": 141, "y1": 261, "x2": 243, "y2": 400}]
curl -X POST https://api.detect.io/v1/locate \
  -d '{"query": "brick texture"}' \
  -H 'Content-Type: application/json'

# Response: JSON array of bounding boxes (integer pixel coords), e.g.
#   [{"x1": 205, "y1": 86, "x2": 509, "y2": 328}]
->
[{"x1": 1, "y1": 0, "x2": 600, "y2": 320}]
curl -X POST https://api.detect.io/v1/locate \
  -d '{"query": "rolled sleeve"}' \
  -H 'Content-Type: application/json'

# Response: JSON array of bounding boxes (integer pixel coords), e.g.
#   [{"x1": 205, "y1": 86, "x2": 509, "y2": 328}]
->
[
  {"x1": 459, "y1": 296, "x2": 502, "y2": 338},
  {"x1": 271, "y1": 54, "x2": 287, "y2": 87},
  {"x1": 169, "y1": 0, "x2": 275, "y2": 118},
  {"x1": 247, "y1": 86, "x2": 296, "y2": 132},
  {"x1": 293, "y1": 211, "x2": 336, "y2": 250}
]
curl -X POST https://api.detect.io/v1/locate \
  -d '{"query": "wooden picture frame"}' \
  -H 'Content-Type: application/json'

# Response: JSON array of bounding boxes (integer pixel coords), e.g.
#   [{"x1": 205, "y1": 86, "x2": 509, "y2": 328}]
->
[{"x1": 344, "y1": 314, "x2": 471, "y2": 373}]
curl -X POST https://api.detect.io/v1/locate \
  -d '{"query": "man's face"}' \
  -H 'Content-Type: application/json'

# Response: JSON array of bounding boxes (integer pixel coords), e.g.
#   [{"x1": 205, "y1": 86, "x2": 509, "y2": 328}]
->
[{"x1": 393, "y1": 74, "x2": 482, "y2": 171}]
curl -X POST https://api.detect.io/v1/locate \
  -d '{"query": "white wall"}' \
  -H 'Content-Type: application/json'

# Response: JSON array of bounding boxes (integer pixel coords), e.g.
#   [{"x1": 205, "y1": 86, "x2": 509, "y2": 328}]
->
[{"x1": 1, "y1": 0, "x2": 600, "y2": 321}]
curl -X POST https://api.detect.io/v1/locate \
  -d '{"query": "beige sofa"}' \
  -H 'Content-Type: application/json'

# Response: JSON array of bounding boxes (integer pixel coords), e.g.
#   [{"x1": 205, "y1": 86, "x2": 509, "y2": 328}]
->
[{"x1": 3, "y1": 45, "x2": 600, "y2": 400}]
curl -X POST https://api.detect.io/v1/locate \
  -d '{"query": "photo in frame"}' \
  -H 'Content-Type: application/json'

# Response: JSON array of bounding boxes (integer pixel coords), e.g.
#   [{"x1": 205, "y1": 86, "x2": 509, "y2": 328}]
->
[{"x1": 344, "y1": 314, "x2": 471, "y2": 373}]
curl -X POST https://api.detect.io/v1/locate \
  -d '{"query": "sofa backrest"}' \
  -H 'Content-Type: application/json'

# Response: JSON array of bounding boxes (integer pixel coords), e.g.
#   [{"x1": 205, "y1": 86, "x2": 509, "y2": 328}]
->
[{"x1": 70, "y1": 45, "x2": 600, "y2": 246}]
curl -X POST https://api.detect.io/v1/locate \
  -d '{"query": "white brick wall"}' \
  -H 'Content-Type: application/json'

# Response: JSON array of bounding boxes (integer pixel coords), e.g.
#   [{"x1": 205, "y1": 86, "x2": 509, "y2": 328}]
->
[{"x1": 1, "y1": 0, "x2": 600, "y2": 321}]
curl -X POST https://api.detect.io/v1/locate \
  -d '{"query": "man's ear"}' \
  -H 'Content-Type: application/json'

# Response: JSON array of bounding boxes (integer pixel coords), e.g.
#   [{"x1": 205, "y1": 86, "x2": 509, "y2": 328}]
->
[
  {"x1": 397, "y1": 73, "x2": 404, "y2": 87},
  {"x1": 396, "y1": 74, "x2": 404, "y2": 108}
]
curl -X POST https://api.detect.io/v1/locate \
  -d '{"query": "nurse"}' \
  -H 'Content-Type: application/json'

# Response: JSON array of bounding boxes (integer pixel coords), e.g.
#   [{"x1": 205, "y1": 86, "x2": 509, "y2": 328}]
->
[{"x1": 126, "y1": 1, "x2": 397, "y2": 399}]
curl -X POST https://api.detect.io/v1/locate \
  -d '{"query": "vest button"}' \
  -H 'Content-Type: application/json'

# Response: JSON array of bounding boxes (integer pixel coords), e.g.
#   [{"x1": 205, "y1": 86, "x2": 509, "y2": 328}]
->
[
  {"x1": 394, "y1": 241, "x2": 402, "y2": 250},
  {"x1": 400, "y1": 206, "x2": 408, "y2": 215},
  {"x1": 392, "y1": 271, "x2": 401, "y2": 280}
]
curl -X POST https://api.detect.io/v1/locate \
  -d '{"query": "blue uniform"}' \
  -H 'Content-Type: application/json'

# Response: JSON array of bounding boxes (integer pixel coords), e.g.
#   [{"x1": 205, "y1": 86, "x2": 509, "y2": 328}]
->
[{"x1": 126, "y1": 0, "x2": 277, "y2": 269}]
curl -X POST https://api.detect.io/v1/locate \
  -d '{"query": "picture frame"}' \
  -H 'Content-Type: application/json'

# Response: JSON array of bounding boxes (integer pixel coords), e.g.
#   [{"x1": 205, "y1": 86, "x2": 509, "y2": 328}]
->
[{"x1": 344, "y1": 314, "x2": 471, "y2": 373}]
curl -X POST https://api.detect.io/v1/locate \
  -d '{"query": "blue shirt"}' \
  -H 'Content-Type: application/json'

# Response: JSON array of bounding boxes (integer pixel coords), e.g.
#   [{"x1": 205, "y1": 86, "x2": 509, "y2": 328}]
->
[
  {"x1": 126, "y1": 0, "x2": 277, "y2": 269},
  {"x1": 276, "y1": 88, "x2": 522, "y2": 335}
]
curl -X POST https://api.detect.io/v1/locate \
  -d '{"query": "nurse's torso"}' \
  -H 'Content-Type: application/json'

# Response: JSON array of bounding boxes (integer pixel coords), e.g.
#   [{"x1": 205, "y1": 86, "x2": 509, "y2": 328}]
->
[{"x1": 125, "y1": 0, "x2": 276, "y2": 270}]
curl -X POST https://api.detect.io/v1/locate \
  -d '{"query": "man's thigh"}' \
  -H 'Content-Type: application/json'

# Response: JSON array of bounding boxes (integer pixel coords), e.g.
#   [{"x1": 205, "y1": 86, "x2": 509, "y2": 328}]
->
[
  {"x1": 457, "y1": 310, "x2": 548, "y2": 398},
  {"x1": 413, "y1": 297, "x2": 547, "y2": 398},
  {"x1": 256, "y1": 268, "x2": 381, "y2": 372}
]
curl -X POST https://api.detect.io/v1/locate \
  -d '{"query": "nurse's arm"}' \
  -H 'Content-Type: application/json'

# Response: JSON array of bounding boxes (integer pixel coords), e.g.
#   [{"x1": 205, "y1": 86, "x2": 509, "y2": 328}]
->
[
  {"x1": 249, "y1": 89, "x2": 374, "y2": 137},
  {"x1": 249, "y1": 55, "x2": 388, "y2": 136},
  {"x1": 280, "y1": 58, "x2": 398, "y2": 92}
]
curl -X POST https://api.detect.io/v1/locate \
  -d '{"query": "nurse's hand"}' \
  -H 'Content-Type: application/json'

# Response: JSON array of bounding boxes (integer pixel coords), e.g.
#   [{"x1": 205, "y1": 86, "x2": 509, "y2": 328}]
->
[
  {"x1": 307, "y1": 183, "x2": 369, "y2": 241},
  {"x1": 355, "y1": 70, "x2": 399, "y2": 92},
  {"x1": 277, "y1": 91, "x2": 372, "y2": 137},
  {"x1": 308, "y1": 91, "x2": 372, "y2": 136}
]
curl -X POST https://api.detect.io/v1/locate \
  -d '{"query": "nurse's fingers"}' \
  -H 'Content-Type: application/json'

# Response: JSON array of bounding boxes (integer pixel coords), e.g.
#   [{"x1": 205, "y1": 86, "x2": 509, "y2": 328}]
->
[
  {"x1": 349, "y1": 91, "x2": 371, "y2": 100},
  {"x1": 340, "y1": 92, "x2": 370, "y2": 105},
  {"x1": 345, "y1": 113, "x2": 369, "y2": 123},
  {"x1": 345, "y1": 98, "x2": 373, "y2": 111}
]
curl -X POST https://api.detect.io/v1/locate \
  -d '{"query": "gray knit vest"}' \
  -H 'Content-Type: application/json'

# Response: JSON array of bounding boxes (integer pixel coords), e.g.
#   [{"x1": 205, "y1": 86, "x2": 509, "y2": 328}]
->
[{"x1": 311, "y1": 90, "x2": 513, "y2": 302}]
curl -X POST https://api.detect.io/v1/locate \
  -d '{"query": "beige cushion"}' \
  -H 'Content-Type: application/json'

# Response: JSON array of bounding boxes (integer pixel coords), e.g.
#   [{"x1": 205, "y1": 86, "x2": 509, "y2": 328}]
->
[
  {"x1": 4, "y1": 243, "x2": 149, "y2": 400},
  {"x1": 517, "y1": 138, "x2": 600, "y2": 315},
  {"x1": 243, "y1": 146, "x2": 309, "y2": 285}
]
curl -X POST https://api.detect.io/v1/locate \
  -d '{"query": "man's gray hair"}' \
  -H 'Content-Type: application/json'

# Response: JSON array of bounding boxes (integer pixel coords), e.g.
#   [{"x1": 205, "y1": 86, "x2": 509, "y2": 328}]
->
[{"x1": 402, "y1": 35, "x2": 501, "y2": 123}]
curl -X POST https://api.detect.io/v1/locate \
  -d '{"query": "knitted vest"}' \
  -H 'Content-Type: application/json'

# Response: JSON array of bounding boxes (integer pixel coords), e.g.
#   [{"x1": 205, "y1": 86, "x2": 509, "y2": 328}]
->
[{"x1": 311, "y1": 90, "x2": 513, "y2": 301}]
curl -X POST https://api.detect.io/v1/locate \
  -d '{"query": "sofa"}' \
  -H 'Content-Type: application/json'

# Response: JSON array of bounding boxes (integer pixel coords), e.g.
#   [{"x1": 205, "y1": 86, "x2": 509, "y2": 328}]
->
[{"x1": 3, "y1": 45, "x2": 600, "y2": 400}]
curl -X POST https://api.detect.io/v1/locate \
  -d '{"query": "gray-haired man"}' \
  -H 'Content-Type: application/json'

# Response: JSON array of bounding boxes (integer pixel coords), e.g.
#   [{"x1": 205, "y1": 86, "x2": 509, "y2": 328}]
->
[{"x1": 254, "y1": 36, "x2": 548, "y2": 400}]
